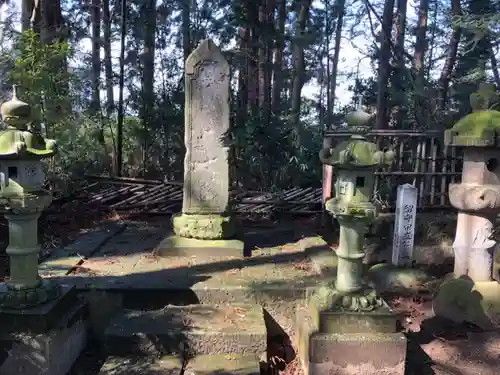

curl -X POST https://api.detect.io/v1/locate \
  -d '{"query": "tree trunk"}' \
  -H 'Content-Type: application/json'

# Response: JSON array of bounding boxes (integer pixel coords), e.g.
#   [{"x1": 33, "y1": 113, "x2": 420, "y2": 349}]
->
[
  {"x1": 323, "y1": 0, "x2": 346, "y2": 208},
  {"x1": 375, "y1": 0, "x2": 394, "y2": 129},
  {"x1": 182, "y1": 0, "x2": 191, "y2": 61},
  {"x1": 90, "y1": 0, "x2": 101, "y2": 116},
  {"x1": 393, "y1": 0, "x2": 407, "y2": 128},
  {"x1": 491, "y1": 51, "x2": 500, "y2": 88},
  {"x1": 141, "y1": 0, "x2": 157, "y2": 176},
  {"x1": 436, "y1": 0, "x2": 461, "y2": 111},
  {"x1": 328, "y1": 0, "x2": 346, "y2": 119},
  {"x1": 413, "y1": 0, "x2": 429, "y2": 126},
  {"x1": 290, "y1": 0, "x2": 312, "y2": 129},
  {"x1": 21, "y1": 0, "x2": 32, "y2": 30},
  {"x1": 102, "y1": 0, "x2": 114, "y2": 118},
  {"x1": 271, "y1": 0, "x2": 286, "y2": 115},
  {"x1": 247, "y1": 0, "x2": 259, "y2": 112}
]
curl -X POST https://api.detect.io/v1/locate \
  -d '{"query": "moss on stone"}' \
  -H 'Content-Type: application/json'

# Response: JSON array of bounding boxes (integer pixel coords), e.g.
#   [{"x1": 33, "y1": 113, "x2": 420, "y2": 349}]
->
[
  {"x1": 445, "y1": 110, "x2": 500, "y2": 146},
  {"x1": 172, "y1": 213, "x2": 236, "y2": 240}
]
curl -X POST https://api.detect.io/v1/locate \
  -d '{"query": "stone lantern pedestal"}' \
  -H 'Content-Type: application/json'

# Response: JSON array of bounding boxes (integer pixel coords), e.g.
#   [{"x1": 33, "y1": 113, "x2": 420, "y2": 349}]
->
[
  {"x1": 434, "y1": 83, "x2": 500, "y2": 330},
  {"x1": 0, "y1": 87, "x2": 86, "y2": 375},
  {"x1": 298, "y1": 109, "x2": 406, "y2": 375}
]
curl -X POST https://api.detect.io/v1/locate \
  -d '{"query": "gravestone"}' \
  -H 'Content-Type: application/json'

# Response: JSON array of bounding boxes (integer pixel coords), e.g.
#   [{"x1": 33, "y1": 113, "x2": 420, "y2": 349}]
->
[
  {"x1": 391, "y1": 184, "x2": 417, "y2": 267},
  {"x1": 157, "y1": 39, "x2": 244, "y2": 256},
  {"x1": 182, "y1": 39, "x2": 230, "y2": 216}
]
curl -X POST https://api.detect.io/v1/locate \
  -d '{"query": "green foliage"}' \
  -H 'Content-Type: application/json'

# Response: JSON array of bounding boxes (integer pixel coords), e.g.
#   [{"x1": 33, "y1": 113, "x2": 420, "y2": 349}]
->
[{"x1": 8, "y1": 29, "x2": 73, "y2": 129}]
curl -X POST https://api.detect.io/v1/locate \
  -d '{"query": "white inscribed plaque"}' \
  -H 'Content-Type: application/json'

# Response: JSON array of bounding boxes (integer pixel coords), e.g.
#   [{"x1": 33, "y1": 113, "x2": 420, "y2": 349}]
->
[{"x1": 392, "y1": 184, "x2": 417, "y2": 266}]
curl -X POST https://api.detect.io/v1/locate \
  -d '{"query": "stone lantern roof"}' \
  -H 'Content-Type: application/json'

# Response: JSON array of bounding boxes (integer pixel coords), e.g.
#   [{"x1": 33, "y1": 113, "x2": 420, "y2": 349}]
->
[
  {"x1": 0, "y1": 86, "x2": 56, "y2": 159},
  {"x1": 319, "y1": 107, "x2": 395, "y2": 168},
  {"x1": 445, "y1": 83, "x2": 500, "y2": 147},
  {"x1": 0, "y1": 85, "x2": 31, "y2": 127}
]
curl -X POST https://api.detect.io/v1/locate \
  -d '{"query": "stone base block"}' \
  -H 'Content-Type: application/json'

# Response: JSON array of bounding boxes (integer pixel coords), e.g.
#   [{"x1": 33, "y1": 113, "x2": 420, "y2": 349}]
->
[
  {"x1": 0, "y1": 285, "x2": 78, "y2": 334},
  {"x1": 308, "y1": 332, "x2": 407, "y2": 375},
  {"x1": 172, "y1": 213, "x2": 236, "y2": 239},
  {"x1": 0, "y1": 300, "x2": 87, "y2": 375},
  {"x1": 104, "y1": 304, "x2": 266, "y2": 357},
  {"x1": 156, "y1": 235, "x2": 245, "y2": 257}
]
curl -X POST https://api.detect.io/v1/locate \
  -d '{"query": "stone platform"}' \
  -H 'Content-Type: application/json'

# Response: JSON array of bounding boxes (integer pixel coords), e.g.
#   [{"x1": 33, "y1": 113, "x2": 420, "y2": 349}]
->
[
  {"x1": 37, "y1": 218, "x2": 437, "y2": 374},
  {"x1": 98, "y1": 354, "x2": 261, "y2": 375},
  {"x1": 104, "y1": 304, "x2": 267, "y2": 357}
]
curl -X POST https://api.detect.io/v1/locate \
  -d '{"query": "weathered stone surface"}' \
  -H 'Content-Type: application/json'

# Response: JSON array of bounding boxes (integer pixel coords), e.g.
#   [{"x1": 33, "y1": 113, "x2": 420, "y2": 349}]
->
[
  {"x1": 156, "y1": 235, "x2": 244, "y2": 257},
  {"x1": 367, "y1": 263, "x2": 434, "y2": 294},
  {"x1": 314, "y1": 304, "x2": 399, "y2": 334},
  {"x1": 172, "y1": 213, "x2": 236, "y2": 239},
  {"x1": 183, "y1": 39, "x2": 230, "y2": 215},
  {"x1": 433, "y1": 277, "x2": 500, "y2": 330},
  {"x1": 104, "y1": 304, "x2": 266, "y2": 357},
  {"x1": 0, "y1": 302, "x2": 87, "y2": 375},
  {"x1": 0, "y1": 285, "x2": 79, "y2": 334},
  {"x1": 39, "y1": 222, "x2": 126, "y2": 278},
  {"x1": 308, "y1": 332, "x2": 406, "y2": 375},
  {"x1": 98, "y1": 354, "x2": 261, "y2": 375},
  {"x1": 297, "y1": 298, "x2": 406, "y2": 375}
]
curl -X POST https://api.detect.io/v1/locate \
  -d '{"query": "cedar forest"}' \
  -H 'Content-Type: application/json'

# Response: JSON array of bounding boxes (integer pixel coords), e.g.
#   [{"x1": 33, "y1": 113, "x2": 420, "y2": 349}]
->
[{"x1": 0, "y1": 0, "x2": 494, "y2": 192}]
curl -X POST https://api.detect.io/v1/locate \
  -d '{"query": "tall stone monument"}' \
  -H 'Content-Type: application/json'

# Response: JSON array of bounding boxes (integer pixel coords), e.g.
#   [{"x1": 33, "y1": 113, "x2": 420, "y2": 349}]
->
[{"x1": 157, "y1": 39, "x2": 244, "y2": 256}]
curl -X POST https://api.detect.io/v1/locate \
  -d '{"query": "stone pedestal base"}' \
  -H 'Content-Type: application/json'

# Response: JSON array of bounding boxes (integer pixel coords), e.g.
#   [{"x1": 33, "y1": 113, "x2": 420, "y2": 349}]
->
[
  {"x1": 156, "y1": 235, "x2": 245, "y2": 257},
  {"x1": 433, "y1": 278, "x2": 500, "y2": 330},
  {"x1": 298, "y1": 288, "x2": 406, "y2": 375},
  {"x1": 0, "y1": 285, "x2": 88, "y2": 375},
  {"x1": 172, "y1": 213, "x2": 236, "y2": 240},
  {"x1": 309, "y1": 332, "x2": 406, "y2": 375}
]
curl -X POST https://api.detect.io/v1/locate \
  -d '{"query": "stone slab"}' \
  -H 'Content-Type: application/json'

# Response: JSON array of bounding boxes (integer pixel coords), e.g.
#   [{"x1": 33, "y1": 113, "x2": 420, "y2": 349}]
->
[
  {"x1": 308, "y1": 332, "x2": 407, "y2": 375},
  {"x1": 316, "y1": 304, "x2": 399, "y2": 334},
  {"x1": 39, "y1": 222, "x2": 126, "y2": 277},
  {"x1": 104, "y1": 304, "x2": 266, "y2": 357},
  {"x1": 98, "y1": 354, "x2": 261, "y2": 375},
  {"x1": 0, "y1": 285, "x2": 79, "y2": 334},
  {"x1": 0, "y1": 301, "x2": 87, "y2": 375},
  {"x1": 156, "y1": 235, "x2": 245, "y2": 257}
]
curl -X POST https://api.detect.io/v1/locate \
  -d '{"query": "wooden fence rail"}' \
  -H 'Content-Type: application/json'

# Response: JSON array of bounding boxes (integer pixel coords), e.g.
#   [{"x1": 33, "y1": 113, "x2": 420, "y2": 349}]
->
[{"x1": 323, "y1": 129, "x2": 463, "y2": 211}]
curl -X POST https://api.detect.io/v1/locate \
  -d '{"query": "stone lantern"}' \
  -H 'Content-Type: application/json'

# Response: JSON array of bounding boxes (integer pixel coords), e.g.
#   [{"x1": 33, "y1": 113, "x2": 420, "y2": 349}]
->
[
  {"x1": 434, "y1": 83, "x2": 500, "y2": 329},
  {"x1": 317, "y1": 107, "x2": 395, "y2": 310},
  {"x1": 303, "y1": 108, "x2": 406, "y2": 375},
  {"x1": 0, "y1": 85, "x2": 60, "y2": 308}
]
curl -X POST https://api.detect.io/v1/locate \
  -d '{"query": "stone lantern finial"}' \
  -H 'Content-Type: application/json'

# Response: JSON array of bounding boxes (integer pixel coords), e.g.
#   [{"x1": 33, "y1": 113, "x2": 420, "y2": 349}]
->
[
  {"x1": 470, "y1": 83, "x2": 500, "y2": 112},
  {"x1": 0, "y1": 85, "x2": 31, "y2": 129}
]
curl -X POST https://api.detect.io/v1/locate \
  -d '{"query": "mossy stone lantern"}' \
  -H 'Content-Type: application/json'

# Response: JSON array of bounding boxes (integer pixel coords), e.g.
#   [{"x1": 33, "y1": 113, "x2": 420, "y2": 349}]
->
[
  {"x1": 316, "y1": 107, "x2": 394, "y2": 315},
  {"x1": 0, "y1": 86, "x2": 60, "y2": 308},
  {"x1": 433, "y1": 83, "x2": 500, "y2": 330}
]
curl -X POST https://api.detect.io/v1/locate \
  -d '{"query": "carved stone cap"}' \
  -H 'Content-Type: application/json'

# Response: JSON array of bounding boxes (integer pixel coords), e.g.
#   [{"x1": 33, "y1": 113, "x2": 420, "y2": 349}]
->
[
  {"x1": 445, "y1": 84, "x2": 500, "y2": 147},
  {"x1": 344, "y1": 107, "x2": 375, "y2": 136},
  {"x1": 0, "y1": 86, "x2": 31, "y2": 126},
  {"x1": 319, "y1": 138, "x2": 395, "y2": 168},
  {"x1": 449, "y1": 183, "x2": 500, "y2": 212},
  {"x1": 185, "y1": 39, "x2": 229, "y2": 75}
]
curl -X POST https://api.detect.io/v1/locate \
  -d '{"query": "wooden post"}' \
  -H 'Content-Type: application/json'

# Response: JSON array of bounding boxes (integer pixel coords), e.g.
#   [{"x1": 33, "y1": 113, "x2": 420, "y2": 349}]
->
[{"x1": 322, "y1": 135, "x2": 334, "y2": 227}]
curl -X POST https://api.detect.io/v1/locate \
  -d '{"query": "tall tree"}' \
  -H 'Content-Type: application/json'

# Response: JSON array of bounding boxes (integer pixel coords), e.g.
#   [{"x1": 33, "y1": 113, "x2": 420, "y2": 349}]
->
[
  {"x1": 290, "y1": 0, "x2": 312, "y2": 129},
  {"x1": 375, "y1": 0, "x2": 394, "y2": 129}
]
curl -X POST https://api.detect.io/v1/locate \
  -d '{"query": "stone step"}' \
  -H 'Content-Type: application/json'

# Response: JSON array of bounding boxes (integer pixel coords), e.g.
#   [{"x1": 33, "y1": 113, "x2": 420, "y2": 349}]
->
[
  {"x1": 104, "y1": 304, "x2": 267, "y2": 357},
  {"x1": 98, "y1": 354, "x2": 262, "y2": 375}
]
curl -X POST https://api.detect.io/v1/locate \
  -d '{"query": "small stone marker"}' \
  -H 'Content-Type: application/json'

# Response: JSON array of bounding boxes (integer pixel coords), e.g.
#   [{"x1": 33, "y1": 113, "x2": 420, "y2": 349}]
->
[
  {"x1": 183, "y1": 39, "x2": 230, "y2": 215},
  {"x1": 392, "y1": 184, "x2": 417, "y2": 267}
]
